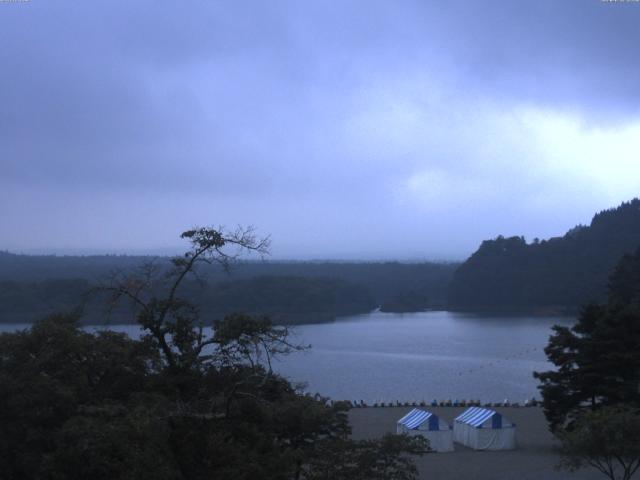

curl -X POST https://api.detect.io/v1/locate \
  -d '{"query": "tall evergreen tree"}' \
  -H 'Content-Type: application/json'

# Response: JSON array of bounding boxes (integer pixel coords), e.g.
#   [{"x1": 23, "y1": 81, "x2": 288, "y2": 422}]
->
[{"x1": 534, "y1": 247, "x2": 640, "y2": 431}]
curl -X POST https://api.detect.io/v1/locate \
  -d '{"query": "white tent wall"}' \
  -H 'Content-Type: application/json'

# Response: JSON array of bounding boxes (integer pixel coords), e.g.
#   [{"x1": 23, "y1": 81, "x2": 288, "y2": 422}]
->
[
  {"x1": 453, "y1": 423, "x2": 516, "y2": 450},
  {"x1": 397, "y1": 424, "x2": 455, "y2": 453},
  {"x1": 417, "y1": 429, "x2": 454, "y2": 453},
  {"x1": 474, "y1": 427, "x2": 516, "y2": 450},
  {"x1": 453, "y1": 422, "x2": 471, "y2": 445},
  {"x1": 453, "y1": 408, "x2": 517, "y2": 451},
  {"x1": 396, "y1": 409, "x2": 454, "y2": 453}
]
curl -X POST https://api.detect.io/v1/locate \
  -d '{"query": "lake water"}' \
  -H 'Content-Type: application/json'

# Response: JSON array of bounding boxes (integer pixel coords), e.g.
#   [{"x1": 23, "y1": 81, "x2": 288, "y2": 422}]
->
[{"x1": 0, "y1": 310, "x2": 573, "y2": 404}]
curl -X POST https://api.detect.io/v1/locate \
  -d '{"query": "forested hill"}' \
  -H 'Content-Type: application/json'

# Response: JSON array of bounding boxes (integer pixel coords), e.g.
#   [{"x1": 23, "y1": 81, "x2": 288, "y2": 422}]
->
[
  {"x1": 448, "y1": 198, "x2": 640, "y2": 311},
  {"x1": 0, "y1": 253, "x2": 457, "y2": 324}
]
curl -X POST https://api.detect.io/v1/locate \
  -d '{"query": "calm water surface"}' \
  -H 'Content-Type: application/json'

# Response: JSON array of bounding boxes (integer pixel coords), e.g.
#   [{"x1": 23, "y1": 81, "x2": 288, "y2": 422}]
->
[
  {"x1": 274, "y1": 311, "x2": 573, "y2": 404},
  {"x1": 1, "y1": 310, "x2": 573, "y2": 404}
]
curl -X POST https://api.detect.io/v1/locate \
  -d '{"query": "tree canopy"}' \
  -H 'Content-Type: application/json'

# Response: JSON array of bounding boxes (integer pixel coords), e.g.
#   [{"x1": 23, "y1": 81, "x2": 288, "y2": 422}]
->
[
  {"x1": 558, "y1": 405, "x2": 640, "y2": 480},
  {"x1": 535, "y1": 246, "x2": 640, "y2": 480},
  {"x1": 0, "y1": 227, "x2": 427, "y2": 480},
  {"x1": 534, "y1": 246, "x2": 640, "y2": 431},
  {"x1": 449, "y1": 198, "x2": 640, "y2": 311}
]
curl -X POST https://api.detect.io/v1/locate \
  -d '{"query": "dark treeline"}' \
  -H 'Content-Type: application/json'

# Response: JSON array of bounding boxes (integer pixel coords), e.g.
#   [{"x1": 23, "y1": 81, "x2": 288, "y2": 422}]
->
[
  {"x1": 0, "y1": 252, "x2": 146, "y2": 282},
  {"x1": 0, "y1": 277, "x2": 375, "y2": 326},
  {"x1": 0, "y1": 279, "x2": 92, "y2": 322},
  {"x1": 194, "y1": 276, "x2": 375, "y2": 323},
  {"x1": 0, "y1": 227, "x2": 427, "y2": 479},
  {"x1": 0, "y1": 253, "x2": 457, "y2": 324},
  {"x1": 4, "y1": 198, "x2": 640, "y2": 319},
  {"x1": 448, "y1": 198, "x2": 640, "y2": 312}
]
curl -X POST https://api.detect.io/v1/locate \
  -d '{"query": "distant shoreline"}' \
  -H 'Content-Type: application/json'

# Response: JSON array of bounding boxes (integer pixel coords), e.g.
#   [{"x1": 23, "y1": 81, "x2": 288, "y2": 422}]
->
[
  {"x1": 0, "y1": 306, "x2": 578, "y2": 326},
  {"x1": 445, "y1": 305, "x2": 578, "y2": 317}
]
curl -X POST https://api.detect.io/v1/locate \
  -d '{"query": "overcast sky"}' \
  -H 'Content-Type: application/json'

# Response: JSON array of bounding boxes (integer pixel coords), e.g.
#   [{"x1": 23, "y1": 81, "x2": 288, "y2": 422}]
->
[{"x1": 2, "y1": 0, "x2": 640, "y2": 260}]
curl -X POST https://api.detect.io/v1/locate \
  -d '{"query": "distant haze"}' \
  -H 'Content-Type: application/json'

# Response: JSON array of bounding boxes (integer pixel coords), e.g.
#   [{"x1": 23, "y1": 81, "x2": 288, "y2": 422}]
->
[{"x1": 2, "y1": 1, "x2": 640, "y2": 260}]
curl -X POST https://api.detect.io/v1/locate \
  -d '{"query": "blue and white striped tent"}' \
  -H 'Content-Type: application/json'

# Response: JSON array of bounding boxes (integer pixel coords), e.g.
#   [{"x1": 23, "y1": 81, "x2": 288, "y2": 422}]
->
[
  {"x1": 453, "y1": 407, "x2": 516, "y2": 450},
  {"x1": 396, "y1": 408, "x2": 453, "y2": 452}
]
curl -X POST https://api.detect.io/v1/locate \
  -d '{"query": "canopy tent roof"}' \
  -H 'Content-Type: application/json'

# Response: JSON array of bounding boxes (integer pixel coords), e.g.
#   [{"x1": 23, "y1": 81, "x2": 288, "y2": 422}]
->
[
  {"x1": 397, "y1": 408, "x2": 454, "y2": 452},
  {"x1": 398, "y1": 408, "x2": 439, "y2": 430},
  {"x1": 455, "y1": 407, "x2": 510, "y2": 428}
]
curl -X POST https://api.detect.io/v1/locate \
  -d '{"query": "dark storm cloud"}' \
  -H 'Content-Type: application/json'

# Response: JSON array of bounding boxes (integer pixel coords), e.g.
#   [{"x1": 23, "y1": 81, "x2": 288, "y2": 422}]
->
[
  {"x1": 1, "y1": 0, "x2": 640, "y2": 258},
  {"x1": 422, "y1": 1, "x2": 640, "y2": 117}
]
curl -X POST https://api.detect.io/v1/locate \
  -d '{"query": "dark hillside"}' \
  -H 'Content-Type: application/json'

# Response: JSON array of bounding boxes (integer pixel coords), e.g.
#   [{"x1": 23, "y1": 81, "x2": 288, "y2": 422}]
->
[{"x1": 448, "y1": 198, "x2": 640, "y2": 311}]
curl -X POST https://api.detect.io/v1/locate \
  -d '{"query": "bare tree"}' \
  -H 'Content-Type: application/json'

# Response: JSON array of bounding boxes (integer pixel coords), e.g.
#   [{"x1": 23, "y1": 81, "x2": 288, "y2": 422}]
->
[{"x1": 99, "y1": 226, "x2": 271, "y2": 370}]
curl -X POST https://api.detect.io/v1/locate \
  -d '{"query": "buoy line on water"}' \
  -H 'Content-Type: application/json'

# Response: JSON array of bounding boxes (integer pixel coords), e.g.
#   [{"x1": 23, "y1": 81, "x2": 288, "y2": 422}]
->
[
  {"x1": 313, "y1": 344, "x2": 545, "y2": 409},
  {"x1": 347, "y1": 397, "x2": 538, "y2": 408},
  {"x1": 351, "y1": 345, "x2": 544, "y2": 408},
  {"x1": 455, "y1": 346, "x2": 540, "y2": 377}
]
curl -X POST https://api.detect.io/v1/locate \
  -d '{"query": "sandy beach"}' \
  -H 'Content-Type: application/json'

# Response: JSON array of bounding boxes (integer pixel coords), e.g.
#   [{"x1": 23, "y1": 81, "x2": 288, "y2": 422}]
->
[{"x1": 349, "y1": 406, "x2": 603, "y2": 480}]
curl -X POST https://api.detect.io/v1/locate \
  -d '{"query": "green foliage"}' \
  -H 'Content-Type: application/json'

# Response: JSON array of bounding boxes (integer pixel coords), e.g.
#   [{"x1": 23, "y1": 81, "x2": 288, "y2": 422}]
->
[
  {"x1": 303, "y1": 434, "x2": 428, "y2": 480},
  {"x1": 534, "y1": 246, "x2": 640, "y2": 479},
  {"x1": 0, "y1": 279, "x2": 90, "y2": 317},
  {"x1": 534, "y1": 247, "x2": 640, "y2": 431},
  {"x1": 0, "y1": 227, "x2": 426, "y2": 479},
  {"x1": 212, "y1": 313, "x2": 306, "y2": 371},
  {"x1": 0, "y1": 313, "x2": 156, "y2": 478},
  {"x1": 0, "y1": 311, "x2": 427, "y2": 479},
  {"x1": 379, "y1": 289, "x2": 432, "y2": 313},
  {"x1": 198, "y1": 275, "x2": 376, "y2": 321},
  {"x1": 450, "y1": 198, "x2": 640, "y2": 310},
  {"x1": 558, "y1": 406, "x2": 640, "y2": 480},
  {"x1": 47, "y1": 404, "x2": 179, "y2": 480}
]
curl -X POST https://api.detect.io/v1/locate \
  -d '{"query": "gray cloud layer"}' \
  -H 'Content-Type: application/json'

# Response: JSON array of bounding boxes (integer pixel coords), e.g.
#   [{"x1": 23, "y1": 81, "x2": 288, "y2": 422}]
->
[{"x1": 2, "y1": 0, "x2": 640, "y2": 259}]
